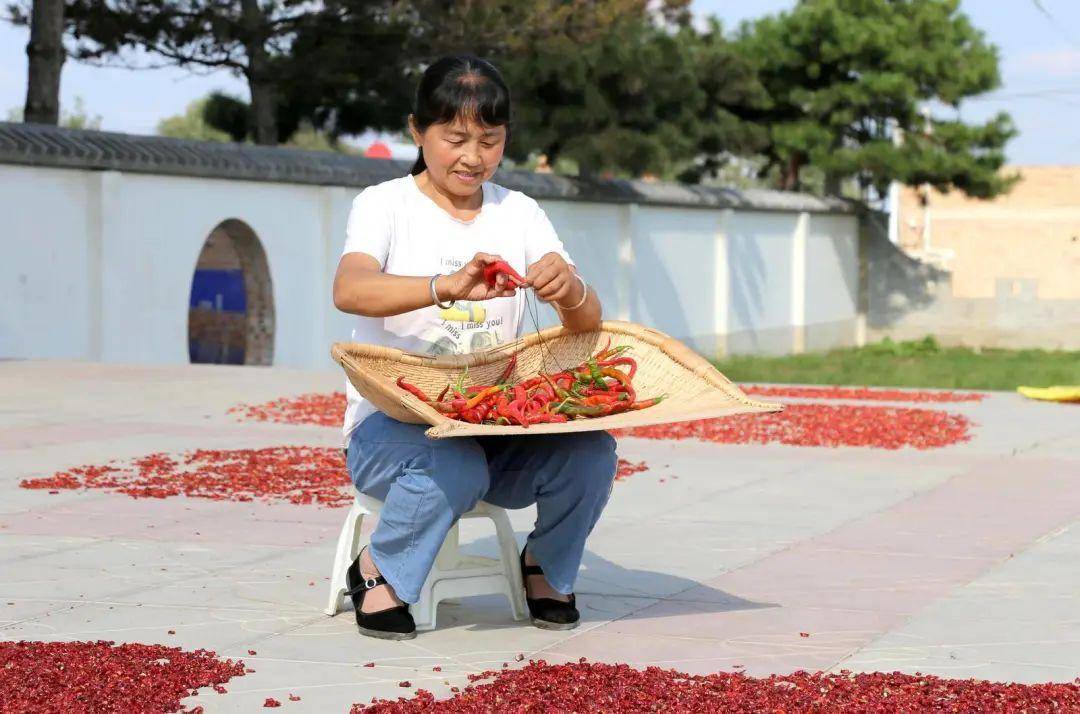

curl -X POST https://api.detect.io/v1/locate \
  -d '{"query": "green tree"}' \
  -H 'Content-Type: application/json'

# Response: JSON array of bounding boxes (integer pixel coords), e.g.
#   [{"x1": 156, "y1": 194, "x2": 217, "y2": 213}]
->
[
  {"x1": 273, "y1": 0, "x2": 416, "y2": 140},
  {"x1": 738, "y1": 0, "x2": 1016, "y2": 197},
  {"x1": 158, "y1": 92, "x2": 356, "y2": 151},
  {"x1": 6, "y1": 94, "x2": 101, "y2": 128},
  {"x1": 51, "y1": 0, "x2": 313, "y2": 145},
  {"x1": 156, "y1": 97, "x2": 231, "y2": 142},
  {"x1": 395, "y1": 1, "x2": 761, "y2": 180}
]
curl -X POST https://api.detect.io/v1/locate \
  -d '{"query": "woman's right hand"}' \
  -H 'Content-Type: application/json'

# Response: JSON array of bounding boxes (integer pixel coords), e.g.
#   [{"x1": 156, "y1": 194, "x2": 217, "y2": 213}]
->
[{"x1": 438, "y1": 252, "x2": 523, "y2": 302}]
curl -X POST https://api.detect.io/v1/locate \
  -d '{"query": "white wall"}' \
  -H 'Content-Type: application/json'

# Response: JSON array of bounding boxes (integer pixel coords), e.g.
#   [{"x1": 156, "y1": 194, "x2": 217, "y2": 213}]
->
[
  {"x1": 0, "y1": 164, "x2": 861, "y2": 369},
  {"x1": 0, "y1": 166, "x2": 94, "y2": 359},
  {"x1": 725, "y1": 211, "x2": 799, "y2": 355},
  {"x1": 805, "y1": 213, "x2": 860, "y2": 351}
]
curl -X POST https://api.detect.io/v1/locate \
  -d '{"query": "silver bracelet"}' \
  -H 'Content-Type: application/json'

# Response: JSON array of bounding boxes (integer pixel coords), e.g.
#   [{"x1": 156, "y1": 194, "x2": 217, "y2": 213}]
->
[
  {"x1": 429, "y1": 274, "x2": 454, "y2": 309},
  {"x1": 555, "y1": 272, "x2": 589, "y2": 311}
]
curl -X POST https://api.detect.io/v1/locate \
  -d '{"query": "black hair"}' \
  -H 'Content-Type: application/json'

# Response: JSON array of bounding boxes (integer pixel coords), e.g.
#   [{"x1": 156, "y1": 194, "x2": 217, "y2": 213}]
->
[{"x1": 409, "y1": 55, "x2": 512, "y2": 176}]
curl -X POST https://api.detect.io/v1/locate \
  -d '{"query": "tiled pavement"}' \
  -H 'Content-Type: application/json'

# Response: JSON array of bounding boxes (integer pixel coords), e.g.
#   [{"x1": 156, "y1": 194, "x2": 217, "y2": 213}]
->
[{"x1": 2, "y1": 360, "x2": 1077, "y2": 711}]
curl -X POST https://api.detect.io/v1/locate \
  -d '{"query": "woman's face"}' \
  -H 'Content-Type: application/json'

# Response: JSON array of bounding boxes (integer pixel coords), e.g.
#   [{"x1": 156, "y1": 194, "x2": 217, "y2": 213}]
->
[{"x1": 410, "y1": 115, "x2": 507, "y2": 197}]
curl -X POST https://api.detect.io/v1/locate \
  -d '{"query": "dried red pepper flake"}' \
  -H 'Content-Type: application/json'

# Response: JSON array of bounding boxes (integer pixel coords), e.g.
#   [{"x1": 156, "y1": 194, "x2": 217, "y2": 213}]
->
[
  {"x1": 247, "y1": 650, "x2": 258, "y2": 656},
  {"x1": 612, "y1": 403, "x2": 972, "y2": 450},
  {"x1": 289, "y1": 694, "x2": 301, "y2": 701},
  {"x1": 263, "y1": 697, "x2": 282, "y2": 708},
  {"x1": 799, "y1": 632, "x2": 810, "y2": 638},
  {"x1": 364, "y1": 662, "x2": 376, "y2": 668},
  {"x1": 432, "y1": 666, "x2": 442, "y2": 672},
  {"x1": 398, "y1": 681, "x2": 412, "y2": 688},
  {"x1": 351, "y1": 660, "x2": 1080, "y2": 713},
  {"x1": 615, "y1": 458, "x2": 649, "y2": 482},
  {"x1": 0, "y1": 640, "x2": 245, "y2": 713},
  {"x1": 23, "y1": 448, "x2": 655, "y2": 504},
  {"x1": 741, "y1": 385, "x2": 985, "y2": 403},
  {"x1": 229, "y1": 392, "x2": 346, "y2": 427},
  {"x1": 19, "y1": 446, "x2": 352, "y2": 508}
]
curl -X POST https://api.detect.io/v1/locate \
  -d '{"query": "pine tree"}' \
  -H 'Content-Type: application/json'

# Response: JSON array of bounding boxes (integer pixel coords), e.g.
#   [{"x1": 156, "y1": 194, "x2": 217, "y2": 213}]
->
[{"x1": 738, "y1": 0, "x2": 1016, "y2": 197}]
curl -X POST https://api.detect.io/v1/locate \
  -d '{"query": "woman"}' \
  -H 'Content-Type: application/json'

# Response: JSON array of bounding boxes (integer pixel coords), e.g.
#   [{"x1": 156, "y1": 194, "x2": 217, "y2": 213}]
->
[{"x1": 332, "y1": 55, "x2": 617, "y2": 640}]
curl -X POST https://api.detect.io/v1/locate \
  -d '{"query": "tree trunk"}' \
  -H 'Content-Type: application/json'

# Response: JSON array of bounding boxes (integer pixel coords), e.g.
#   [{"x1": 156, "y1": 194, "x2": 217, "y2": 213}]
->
[
  {"x1": 824, "y1": 172, "x2": 842, "y2": 196},
  {"x1": 247, "y1": 74, "x2": 277, "y2": 145},
  {"x1": 23, "y1": 0, "x2": 65, "y2": 125},
  {"x1": 241, "y1": 0, "x2": 277, "y2": 145},
  {"x1": 779, "y1": 154, "x2": 802, "y2": 191}
]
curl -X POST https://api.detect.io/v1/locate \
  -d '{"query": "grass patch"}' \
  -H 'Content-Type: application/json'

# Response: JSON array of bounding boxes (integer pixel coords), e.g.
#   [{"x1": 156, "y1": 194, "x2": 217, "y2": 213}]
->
[{"x1": 713, "y1": 336, "x2": 1080, "y2": 392}]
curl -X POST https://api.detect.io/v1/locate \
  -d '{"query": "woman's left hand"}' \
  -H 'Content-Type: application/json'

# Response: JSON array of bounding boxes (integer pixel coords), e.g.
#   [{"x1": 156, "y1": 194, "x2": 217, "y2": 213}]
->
[{"x1": 525, "y1": 253, "x2": 580, "y2": 307}]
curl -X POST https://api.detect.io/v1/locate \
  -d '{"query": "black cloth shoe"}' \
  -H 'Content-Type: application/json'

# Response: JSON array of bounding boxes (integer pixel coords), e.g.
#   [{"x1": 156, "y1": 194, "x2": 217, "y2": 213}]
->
[
  {"x1": 345, "y1": 548, "x2": 416, "y2": 640},
  {"x1": 520, "y1": 545, "x2": 579, "y2": 630}
]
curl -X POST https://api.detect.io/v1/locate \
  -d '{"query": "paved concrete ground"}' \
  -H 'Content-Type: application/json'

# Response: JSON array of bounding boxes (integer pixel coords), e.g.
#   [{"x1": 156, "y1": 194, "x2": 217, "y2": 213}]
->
[{"x1": 2, "y1": 360, "x2": 1078, "y2": 711}]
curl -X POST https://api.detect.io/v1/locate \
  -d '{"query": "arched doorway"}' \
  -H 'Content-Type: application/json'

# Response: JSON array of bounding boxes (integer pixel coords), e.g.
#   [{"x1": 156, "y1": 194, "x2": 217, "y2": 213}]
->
[{"x1": 187, "y1": 219, "x2": 274, "y2": 365}]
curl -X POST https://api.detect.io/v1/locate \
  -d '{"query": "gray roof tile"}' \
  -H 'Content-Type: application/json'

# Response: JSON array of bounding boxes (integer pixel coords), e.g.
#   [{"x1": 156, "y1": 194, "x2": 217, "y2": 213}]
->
[{"x1": 0, "y1": 121, "x2": 854, "y2": 214}]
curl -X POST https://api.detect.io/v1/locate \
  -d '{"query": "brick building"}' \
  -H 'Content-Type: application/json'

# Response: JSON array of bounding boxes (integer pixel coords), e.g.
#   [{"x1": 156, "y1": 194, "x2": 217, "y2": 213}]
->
[
  {"x1": 870, "y1": 166, "x2": 1080, "y2": 349},
  {"x1": 895, "y1": 166, "x2": 1080, "y2": 301}
]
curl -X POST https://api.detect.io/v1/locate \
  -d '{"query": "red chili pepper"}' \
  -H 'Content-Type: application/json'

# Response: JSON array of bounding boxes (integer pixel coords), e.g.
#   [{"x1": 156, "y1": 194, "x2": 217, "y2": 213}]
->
[
  {"x1": 423, "y1": 400, "x2": 458, "y2": 414},
  {"x1": 396, "y1": 377, "x2": 431, "y2": 402},
  {"x1": 528, "y1": 413, "x2": 569, "y2": 424},
  {"x1": 598, "y1": 357, "x2": 637, "y2": 379},
  {"x1": 628, "y1": 396, "x2": 664, "y2": 410},
  {"x1": 592, "y1": 336, "x2": 611, "y2": 361},
  {"x1": 465, "y1": 385, "x2": 503, "y2": 410},
  {"x1": 436, "y1": 384, "x2": 450, "y2": 402},
  {"x1": 600, "y1": 367, "x2": 636, "y2": 403},
  {"x1": 496, "y1": 354, "x2": 518, "y2": 384},
  {"x1": 482, "y1": 260, "x2": 526, "y2": 288}
]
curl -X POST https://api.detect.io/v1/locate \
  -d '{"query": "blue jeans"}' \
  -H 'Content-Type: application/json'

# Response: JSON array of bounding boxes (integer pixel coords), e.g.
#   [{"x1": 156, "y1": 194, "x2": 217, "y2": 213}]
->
[{"x1": 346, "y1": 412, "x2": 619, "y2": 604}]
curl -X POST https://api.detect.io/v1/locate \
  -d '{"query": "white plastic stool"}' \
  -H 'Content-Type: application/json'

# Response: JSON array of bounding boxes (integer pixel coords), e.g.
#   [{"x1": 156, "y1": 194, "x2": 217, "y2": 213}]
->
[{"x1": 325, "y1": 493, "x2": 528, "y2": 631}]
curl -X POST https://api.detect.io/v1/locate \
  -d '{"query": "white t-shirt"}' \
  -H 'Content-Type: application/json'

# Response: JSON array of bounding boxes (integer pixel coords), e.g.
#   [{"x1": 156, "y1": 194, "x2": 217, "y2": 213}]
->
[{"x1": 339, "y1": 174, "x2": 575, "y2": 440}]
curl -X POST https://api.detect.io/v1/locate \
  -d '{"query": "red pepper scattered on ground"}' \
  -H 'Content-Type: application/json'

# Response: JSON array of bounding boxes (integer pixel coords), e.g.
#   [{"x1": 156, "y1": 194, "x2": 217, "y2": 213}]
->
[
  {"x1": 263, "y1": 697, "x2": 281, "y2": 708},
  {"x1": 612, "y1": 403, "x2": 972, "y2": 450},
  {"x1": 351, "y1": 660, "x2": 1080, "y2": 713},
  {"x1": 615, "y1": 459, "x2": 649, "y2": 482},
  {"x1": 227, "y1": 384, "x2": 983, "y2": 432},
  {"x1": 0, "y1": 640, "x2": 245, "y2": 713},
  {"x1": 227, "y1": 392, "x2": 973, "y2": 450},
  {"x1": 21, "y1": 450, "x2": 659, "y2": 503},
  {"x1": 20, "y1": 446, "x2": 352, "y2": 507},
  {"x1": 742, "y1": 385, "x2": 985, "y2": 403},
  {"x1": 229, "y1": 392, "x2": 346, "y2": 427}
]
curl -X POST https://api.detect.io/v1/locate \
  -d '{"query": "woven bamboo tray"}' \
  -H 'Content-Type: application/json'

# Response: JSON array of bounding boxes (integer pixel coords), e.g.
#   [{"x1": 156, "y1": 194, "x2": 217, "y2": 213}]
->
[{"x1": 331, "y1": 320, "x2": 783, "y2": 439}]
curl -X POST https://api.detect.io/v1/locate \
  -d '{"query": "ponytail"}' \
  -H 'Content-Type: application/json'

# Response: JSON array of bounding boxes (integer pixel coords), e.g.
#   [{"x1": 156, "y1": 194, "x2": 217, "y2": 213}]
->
[{"x1": 410, "y1": 147, "x2": 426, "y2": 176}]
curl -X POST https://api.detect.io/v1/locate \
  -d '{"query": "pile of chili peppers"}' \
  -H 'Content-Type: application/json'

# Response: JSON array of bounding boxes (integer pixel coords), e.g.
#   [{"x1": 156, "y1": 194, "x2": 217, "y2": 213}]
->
[
  {"x1": 613, "y1": 403, "x2": 972, "y2": 450},
  {"x1": 0, "y1": 640, "x2": 246, "y2": 713},
  {"x1": 228, "y1": 391, "x2": 346, "y2": 427},
  {"x1": 396, "y1": 339, "x2": 663, "y2": 427},
  {"x1": 20, "y1": 450, "x2": 657, "y2": 504},
  {"x1": 353, "y1": 659, "x2": 1080, "y2": 713},
  {"x1": 742, "y1": 385, "x2": 986, "y2": 403},
  {"x1": 20, "y1": 446, "x2": 352, "y2": 508}
]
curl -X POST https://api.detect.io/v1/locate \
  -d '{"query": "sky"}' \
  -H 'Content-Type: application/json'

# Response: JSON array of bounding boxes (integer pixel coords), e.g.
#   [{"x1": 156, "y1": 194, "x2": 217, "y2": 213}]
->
[{"x1": 2, "y1": 1, "x2": 1079, "y2": 164}]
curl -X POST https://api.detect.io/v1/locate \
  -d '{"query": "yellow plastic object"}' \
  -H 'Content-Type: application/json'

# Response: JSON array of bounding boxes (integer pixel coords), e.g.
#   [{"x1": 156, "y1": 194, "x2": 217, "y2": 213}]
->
[{"x1": 1017, "y1": 385, "x2": 1080, "y2": 403}]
